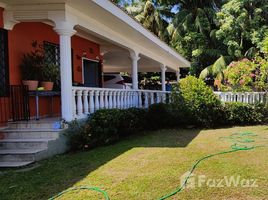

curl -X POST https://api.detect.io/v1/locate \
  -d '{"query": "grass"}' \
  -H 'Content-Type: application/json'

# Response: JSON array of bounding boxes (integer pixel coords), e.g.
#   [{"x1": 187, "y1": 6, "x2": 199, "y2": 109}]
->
[{"x1": 0, "y1": 126, "x2": 268, "y2": 200}]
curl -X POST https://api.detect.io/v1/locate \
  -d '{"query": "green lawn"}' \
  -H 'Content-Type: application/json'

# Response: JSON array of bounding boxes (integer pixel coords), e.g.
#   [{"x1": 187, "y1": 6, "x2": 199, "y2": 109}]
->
[{"x1": 1, "y1": 126, "x2": 268, "y2": 200}]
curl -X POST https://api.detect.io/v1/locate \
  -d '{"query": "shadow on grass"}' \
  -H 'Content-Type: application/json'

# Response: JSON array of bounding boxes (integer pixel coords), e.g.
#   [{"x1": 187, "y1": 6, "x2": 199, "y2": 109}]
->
[{"x1": 0, "y1": 128, "x2": 201, "y2": 200}]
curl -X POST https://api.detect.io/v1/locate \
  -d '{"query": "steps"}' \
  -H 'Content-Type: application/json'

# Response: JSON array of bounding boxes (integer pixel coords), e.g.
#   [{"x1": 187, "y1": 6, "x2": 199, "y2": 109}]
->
[{"x1": 0, "y1": 119, "x2": 68, "y2": 168}]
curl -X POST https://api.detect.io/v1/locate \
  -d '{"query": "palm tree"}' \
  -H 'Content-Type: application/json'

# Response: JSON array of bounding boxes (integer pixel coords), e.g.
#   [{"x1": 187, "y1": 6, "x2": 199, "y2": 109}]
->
[
  {"x1": 161, "y1": 0, "x2": 227, "y2": 75},
  {"x1": 124, "y1": 0, "x2": 170, "y2": 43}
]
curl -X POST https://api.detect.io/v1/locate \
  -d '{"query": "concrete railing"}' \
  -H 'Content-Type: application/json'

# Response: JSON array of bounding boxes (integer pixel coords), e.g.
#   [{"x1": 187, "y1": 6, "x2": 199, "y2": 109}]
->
[
  {"x1": 214, "y1": 92, "x2": 267, "y2": 104},
  {"x1": 72, "y1": 87, "x2": 171, "y2": 119}
]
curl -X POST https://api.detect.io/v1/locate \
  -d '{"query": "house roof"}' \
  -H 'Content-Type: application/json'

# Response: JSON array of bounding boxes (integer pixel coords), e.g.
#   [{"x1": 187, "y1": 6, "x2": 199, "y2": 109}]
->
[
  {"x1": 1, "y1": 0, "x2": 190, "y2": 69},
  {"x1": 101, "y1": 0, "x2": 190, "y2": 68}
]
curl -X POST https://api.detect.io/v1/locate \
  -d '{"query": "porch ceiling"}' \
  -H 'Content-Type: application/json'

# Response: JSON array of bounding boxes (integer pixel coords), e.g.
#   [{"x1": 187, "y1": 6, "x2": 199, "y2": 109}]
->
[
  {"x1": 103, "y1": 51, "x2": 175, "y2": 73},
  {"x1": 2, "y1": 0, "x2": 190, "y2": 70},
  {"x1": 75, "y1": 27, "x2": 174, "y2": 73}
]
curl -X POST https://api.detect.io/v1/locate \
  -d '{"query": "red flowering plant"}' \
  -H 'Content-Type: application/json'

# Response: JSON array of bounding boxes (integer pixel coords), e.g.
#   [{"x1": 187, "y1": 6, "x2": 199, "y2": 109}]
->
[{"x1": 215, "y1": 56, "x2": 268, "y2": 92}]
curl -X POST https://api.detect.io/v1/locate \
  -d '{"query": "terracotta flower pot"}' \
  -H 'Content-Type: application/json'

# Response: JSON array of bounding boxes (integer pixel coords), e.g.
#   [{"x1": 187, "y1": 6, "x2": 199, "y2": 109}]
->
[
  {"x1": 22, "y1": 80, "x2": 39, "y2": 91},
  {"x1": 41, "y1": 81, "x2": 54, "y2": 91}
]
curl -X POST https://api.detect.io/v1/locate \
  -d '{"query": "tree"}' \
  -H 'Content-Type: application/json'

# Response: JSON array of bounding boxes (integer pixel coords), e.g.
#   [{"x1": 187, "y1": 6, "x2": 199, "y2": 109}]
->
[
  {"x1": 216, "y1": 0, "x2": 268, "y2": 58},
  {"x1": 121, "y1": 0, "x2": 171, "y2": 42},
  {"x1": 160, "y1": 0, "x2": 227, "y2": 75}
]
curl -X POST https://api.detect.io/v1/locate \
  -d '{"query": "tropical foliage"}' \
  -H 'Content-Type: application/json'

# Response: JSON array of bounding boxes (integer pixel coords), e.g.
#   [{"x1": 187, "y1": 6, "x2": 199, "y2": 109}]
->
[
  {"x1": 216, "y1": 0, "x2": 268, "y2": 58},
  {"x1": 116, "y1": 0, "x2": 268, "y2": 79},
  {"x1": 161, "y1": 0, "x2": 226, "y2": 75}
]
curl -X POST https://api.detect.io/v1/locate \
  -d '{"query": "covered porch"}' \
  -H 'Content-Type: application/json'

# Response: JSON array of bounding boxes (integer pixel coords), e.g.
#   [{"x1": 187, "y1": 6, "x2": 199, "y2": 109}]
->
[{"x1": 2, "y1": 0, "x2": 190, "y2": 121}]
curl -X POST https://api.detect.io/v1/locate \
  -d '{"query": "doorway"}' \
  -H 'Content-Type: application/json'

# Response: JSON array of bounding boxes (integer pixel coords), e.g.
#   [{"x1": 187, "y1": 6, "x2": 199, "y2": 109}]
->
[{"x1": 82, "y1": 59, "x2": 101, "y2": 87}]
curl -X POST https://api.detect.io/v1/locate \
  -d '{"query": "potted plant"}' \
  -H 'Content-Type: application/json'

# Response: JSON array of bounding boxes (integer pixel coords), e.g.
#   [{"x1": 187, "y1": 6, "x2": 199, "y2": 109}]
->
[
  {"x1": 40, "y1": 64, "x2": 60, "y2": 91},
  {"x1": 20, "y1": 41, "x2": 44, "y2": 90}
]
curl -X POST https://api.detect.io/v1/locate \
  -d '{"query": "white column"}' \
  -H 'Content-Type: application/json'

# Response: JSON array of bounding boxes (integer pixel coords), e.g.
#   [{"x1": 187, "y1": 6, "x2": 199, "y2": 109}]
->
[
  {"x1": 132, "y1": 92, "x2": 136, "y2": 107},
  {"x1": 135, "y1": 92, "x2": 139, "y2": 107},
  {"x1": 127, "y1": 91, "x2": 131, "y2": 108},
  {"x1": 99, "y1": 91, "x2": 104, "y2": 109},
  {"x1": 113, "y1": 91, "x2": 117, "y2": 108},
  {"x1": 128, "y1": 92, "x2": 132, "y2": 107},
  {"x1": 54, "y1": 24, "x2": 76, "y2": 121},
  {"x1": 150, "y1": 92, "x2": 154, "y2": 105},
  {"x1": 130, "y1": 51, "x2": 140, "y2": 90},
  {"x1": 89, "y1": 90, "x2": 95, "y2": 113},
  {"x1": 72, "y1": 89, "x2": 77, "y2": 118},
  {"x1": 162, "y1": 93, "x2": 166, "y2": 103},
  {"x1": 124, "y1": 91, "x2": 128, "y2": 108},
  {"x1": 156, "y1": 93, "x2": 160, "y2": 103},
  {"x1": 120, "y1": 91, "x2": 124, "y2": 109},
  {"x1": 161, "y1": 64, "x2": 167, "y2": 92},
  {"x1": 144, "y1": 92, "x2": 149, "y2": 108},
  {"x1": 104, "y1": 91, "x2": 109, "y2": 108},
  {"x1": 138, "y1": 91, "x2": 142, "y2": 108},
  {"x1": 176, "y1": 68, "x2": 181, "y2": 82},
  {"x1": 109, "y1": 91, "x2": 113, "y2": 109},
  {"x1": 95, "y1": 90, "x2": 100, "y2": 111},
  {"x1": 117, "y1": 91, "x2": 121, "y2": 109},
  {"x1": 83, "y1": 90, "x2": 89, "y2": 115},
  {"x1": 77, "y1": 90, "x2": 83, "y2": 117}
]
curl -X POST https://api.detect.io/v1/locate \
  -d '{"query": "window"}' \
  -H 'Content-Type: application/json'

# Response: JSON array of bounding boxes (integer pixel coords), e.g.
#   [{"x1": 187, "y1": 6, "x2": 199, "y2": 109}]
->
[
  {"x1": 0, "y1": 28, "x2": 9, "y2": 97},
  {"x1": 43, "y1": 41, "x2": 60, "y2": 65}
]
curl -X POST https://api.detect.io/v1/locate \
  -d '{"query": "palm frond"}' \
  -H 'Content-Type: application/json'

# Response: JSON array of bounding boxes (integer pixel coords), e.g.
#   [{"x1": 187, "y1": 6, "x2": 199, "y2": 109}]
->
[
  {"x1": 199, "y1": 64, "x2": 213, "y2": 79},
  {"x1": 199, "y1": 56, "x2": 228, "y2": 79}
]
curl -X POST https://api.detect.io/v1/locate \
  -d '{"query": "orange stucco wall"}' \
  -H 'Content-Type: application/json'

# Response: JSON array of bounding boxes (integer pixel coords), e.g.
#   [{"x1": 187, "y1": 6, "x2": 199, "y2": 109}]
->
[
  {"x1": 5, "y1": 22, "x2": 100, "y2": 120},
  {"x1": 0, "y1": 7, "x2": 3, "y2": 28},
  {"x1": 72, "y1": 35, "x2": 101, "y2": 83}
]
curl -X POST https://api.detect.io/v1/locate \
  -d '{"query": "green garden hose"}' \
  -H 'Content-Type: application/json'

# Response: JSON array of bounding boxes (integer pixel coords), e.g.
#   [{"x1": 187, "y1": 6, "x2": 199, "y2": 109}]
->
[
  {"x1": 48, "y1": 186, "x2": 110, "y2": 200},
  {"x1": 49, "y1": 132, "x2": 267, "y2": 200},
  {"x1": 159, "y1": 131, "x2": 268, "y2": 200}
]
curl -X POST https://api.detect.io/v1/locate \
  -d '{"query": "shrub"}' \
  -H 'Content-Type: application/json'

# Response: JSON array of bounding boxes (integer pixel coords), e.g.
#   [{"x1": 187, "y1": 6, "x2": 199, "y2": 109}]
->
[
  {"x1": 66, "y1": 108, "x2": 147, "y2": 151},
  {"x1": 147, "y1": 103, "x2": 172, "y2": 129},
  {"x1": 172, "y1": 76, "x2": 226, "y2": 127},
  {"x1": 87, "y1": 109, "x2": 122, "y2": 147},
  {"x1": 65, "y1": 120, "x2": 89, "y2": 152},
  {"x1": 119, "y1": 108, "x2": 147, "y2": 136},
  {"x1": 225, "y1": 102, "x2": 265, "y2": 125}
]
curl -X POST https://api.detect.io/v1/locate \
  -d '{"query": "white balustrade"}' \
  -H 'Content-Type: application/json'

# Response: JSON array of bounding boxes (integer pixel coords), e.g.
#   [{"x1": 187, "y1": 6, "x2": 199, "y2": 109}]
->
[
  {"x1": 72, "y1": 87, "x2": 170, "y2": 119},
  {"x1": 214, "y1": 92, "x2": 267, "y2": 104},
  {"x1": 72, "y1": 87, "x2": 267, "y2": 120},
  {"x1": 72, "y1": 87, "x2": 171, "y2": 119}
]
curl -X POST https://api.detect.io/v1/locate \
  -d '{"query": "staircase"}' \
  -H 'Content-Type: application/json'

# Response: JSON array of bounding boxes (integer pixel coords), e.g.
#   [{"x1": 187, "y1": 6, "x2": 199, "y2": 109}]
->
[{"x1": 0, "y1": 119, "x2": 68, "y2": 168}]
